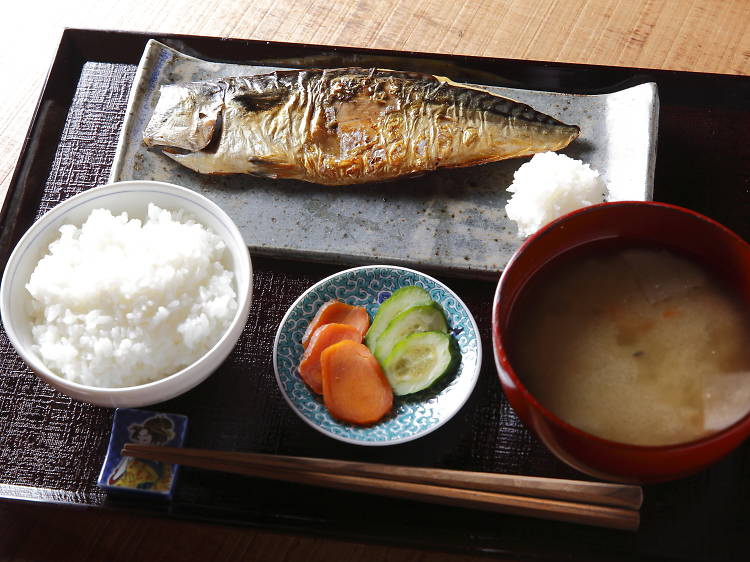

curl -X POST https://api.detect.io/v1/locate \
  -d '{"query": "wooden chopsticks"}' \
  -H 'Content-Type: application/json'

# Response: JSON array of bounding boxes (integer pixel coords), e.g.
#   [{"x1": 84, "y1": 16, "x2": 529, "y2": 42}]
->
[{"x1": 121, "y1": 444, "x2": 642, "y2": 531}]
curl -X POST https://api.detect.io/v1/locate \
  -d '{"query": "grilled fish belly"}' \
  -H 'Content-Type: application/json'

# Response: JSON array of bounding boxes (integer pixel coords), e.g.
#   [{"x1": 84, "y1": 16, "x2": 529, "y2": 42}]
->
[{"x1": 143, "y1": 68, "x2": 580, "y2": 186}]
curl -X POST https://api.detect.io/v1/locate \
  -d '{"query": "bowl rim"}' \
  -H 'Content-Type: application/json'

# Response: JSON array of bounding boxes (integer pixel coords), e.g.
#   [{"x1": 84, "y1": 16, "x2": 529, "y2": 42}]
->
[
  {"x1": 272, "y1": 264, "x2": 483, "y2": 446},
  {"x1": 492, "y1": 199, "x2": 750, "y2": 454},
  {"x1": 0, "y1": 180, "x2": 253, "y2": 397}
]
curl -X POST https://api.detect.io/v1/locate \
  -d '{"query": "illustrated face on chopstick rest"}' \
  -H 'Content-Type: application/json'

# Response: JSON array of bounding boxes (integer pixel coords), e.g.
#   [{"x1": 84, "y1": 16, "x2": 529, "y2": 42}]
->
[{"x1": 98, "y1": 409, "x2": 188, "y2": 499}]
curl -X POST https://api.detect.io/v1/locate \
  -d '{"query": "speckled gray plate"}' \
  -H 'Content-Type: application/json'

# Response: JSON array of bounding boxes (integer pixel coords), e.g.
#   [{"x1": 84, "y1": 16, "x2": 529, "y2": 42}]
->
[{"x1": 110, "y1": 40, "x2": 658, "y2": 278}]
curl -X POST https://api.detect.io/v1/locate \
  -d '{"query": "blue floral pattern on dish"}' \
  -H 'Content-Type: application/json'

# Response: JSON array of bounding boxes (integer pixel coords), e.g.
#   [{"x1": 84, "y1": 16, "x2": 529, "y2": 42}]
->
[{"x1": 273, "y1": 265, "x2": 482, "y2": 445}]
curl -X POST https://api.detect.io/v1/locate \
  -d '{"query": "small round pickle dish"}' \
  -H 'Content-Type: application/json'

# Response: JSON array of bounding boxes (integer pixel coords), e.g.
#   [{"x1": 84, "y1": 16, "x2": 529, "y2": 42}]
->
[{"x1": 273, "y1": 265, "x2": 481, "y2": 445}]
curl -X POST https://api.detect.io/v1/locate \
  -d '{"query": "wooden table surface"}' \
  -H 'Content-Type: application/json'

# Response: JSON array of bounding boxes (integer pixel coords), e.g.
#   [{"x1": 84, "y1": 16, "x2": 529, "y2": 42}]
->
[{"x1": 1, "y1": 1, "x2": 749, "y2": 560}]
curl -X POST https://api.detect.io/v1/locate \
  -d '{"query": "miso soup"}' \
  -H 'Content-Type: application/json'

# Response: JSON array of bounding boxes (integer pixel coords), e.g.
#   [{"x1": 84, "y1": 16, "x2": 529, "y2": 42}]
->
[{"x1": 509, "y1": 246, "x2": 750, "y2": 446}]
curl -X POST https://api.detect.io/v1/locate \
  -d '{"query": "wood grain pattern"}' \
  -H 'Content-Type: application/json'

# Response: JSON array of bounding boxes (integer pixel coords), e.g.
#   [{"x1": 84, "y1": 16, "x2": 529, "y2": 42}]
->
[
  {"x1": 121, "y1": 445, "x2": 641, "y2": 530},
  {"x1": 124, "y1": 445, "x2": 643, "y2": 510}
]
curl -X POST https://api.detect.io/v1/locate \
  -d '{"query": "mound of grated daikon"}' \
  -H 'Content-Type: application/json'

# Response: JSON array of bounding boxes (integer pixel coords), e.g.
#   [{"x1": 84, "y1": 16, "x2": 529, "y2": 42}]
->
[
  {"x1": 505, "y1": 152, "x2": 608, "y2": 238},
  {"x1": 26, "y1": 203, "x2": 238, "y2": 388}
]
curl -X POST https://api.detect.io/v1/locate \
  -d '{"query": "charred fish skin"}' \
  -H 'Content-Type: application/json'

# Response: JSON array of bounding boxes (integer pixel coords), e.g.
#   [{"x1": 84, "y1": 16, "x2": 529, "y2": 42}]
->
[{"x1": 142, "y1": 68, "x2": 580, "y2": 186}]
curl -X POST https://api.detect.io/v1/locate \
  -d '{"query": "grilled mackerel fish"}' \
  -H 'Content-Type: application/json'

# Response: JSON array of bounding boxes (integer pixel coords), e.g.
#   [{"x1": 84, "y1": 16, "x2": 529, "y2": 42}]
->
[{"x1": 143, "y1": 68, "x2": 580, "y2": 186}]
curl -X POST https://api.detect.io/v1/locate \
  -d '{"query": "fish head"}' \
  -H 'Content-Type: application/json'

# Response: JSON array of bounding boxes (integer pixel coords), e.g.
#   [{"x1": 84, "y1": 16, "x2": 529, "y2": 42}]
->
[{"x1": 143, "y1": 82, "x2": 224, "y2": 153}]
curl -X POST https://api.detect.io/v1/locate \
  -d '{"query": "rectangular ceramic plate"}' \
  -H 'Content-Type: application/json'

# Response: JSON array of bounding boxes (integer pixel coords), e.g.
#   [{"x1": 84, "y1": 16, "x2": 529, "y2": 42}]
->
[{"x1": 110, "y1": 40, "x2": 658, "y2": 278}]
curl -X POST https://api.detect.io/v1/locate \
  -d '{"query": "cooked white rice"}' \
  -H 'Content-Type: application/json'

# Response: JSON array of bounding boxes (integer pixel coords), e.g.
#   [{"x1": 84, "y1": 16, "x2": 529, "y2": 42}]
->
[
  {"x1": 505, "y1": 152, "x2": 607, "y2": 238},
  {"x1": 26, "y1": 204, "x2": 238, "y2": 388}
]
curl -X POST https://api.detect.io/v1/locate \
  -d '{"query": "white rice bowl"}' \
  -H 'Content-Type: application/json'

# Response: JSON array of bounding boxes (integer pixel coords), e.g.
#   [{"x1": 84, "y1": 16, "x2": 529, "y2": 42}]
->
[
  {"x1": 505, "y1": 152, "x2": 608, "y2": 238},
  {"x1": 25, "y1": 203, "x2": 238, "y2": 388}
]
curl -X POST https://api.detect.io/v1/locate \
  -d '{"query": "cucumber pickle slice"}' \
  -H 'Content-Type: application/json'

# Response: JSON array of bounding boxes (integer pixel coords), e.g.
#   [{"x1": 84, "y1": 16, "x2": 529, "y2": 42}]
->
[
  {"x1": 365, "y1": 286, "x2": 432, "y2": 351},
  {"x1": 373, "y1": 303, "x2": 447, "y2": 364},
  {"x1": 382, "y1": 331, "x2": 459, "y2": 396}
]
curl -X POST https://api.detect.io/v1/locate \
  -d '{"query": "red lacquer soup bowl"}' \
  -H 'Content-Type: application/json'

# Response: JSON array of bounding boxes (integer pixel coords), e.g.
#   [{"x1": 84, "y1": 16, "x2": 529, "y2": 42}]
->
[{"x1": 492, "y1": 201, "x2": 750, "y2": 483}]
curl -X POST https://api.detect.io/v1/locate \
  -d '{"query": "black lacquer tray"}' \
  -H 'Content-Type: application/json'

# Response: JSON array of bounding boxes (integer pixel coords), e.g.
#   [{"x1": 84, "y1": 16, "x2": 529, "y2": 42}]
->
[{"x1": 1, "y1": 28, "x2": 749, "y2": 561}]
